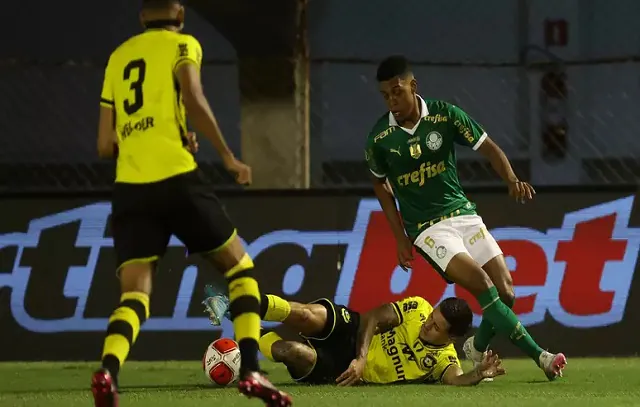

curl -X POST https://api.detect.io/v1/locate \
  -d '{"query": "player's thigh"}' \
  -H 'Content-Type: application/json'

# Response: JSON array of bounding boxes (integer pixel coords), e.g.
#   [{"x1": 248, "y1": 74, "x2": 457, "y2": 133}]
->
[
  {"x1": 111, "y1": 184, "x2": 172, "y2": 276},
  {"x1": 460, "y1": 215, "x2": 503, "y2": 267},
  {"x1": 459, "y1": 215, "x2": 512, "y2": 295},
  {"x1": 413, "y1": 220, "x2": 468, "y2": 282},
  {"x1": 285, "y1": 302, "x2": 329, "y2": 338},
  {"x1": 299, "y1": 340, "x2": 356, "y2": 385},
  {"x1": 300, "y1": 299, "x2": 360, "y2": 343},
  {"x1": 445, "y1": 252, "x2": 494, "y2": 296},
  {"x1": 302, "y1": 301, "x2": 360, "y2": 383},
  {"x1": 167, "y1": 172, "x2": 240, "y2": 270}
]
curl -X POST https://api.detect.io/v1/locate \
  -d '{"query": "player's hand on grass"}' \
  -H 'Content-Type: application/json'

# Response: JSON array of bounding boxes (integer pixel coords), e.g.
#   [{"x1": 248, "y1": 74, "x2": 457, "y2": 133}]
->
[
  {"x1": 508, "y1": 180, "x2": 535, "y2": 204},
  {"x1": 186, "y1": 132, "x2": 199, "y2": 154},
  {"x1": 223, "y1": 155, "x2": 252, "y2": 186},
  {"x1": 397, "y1": 236, "x2": 414, "y2": 271},
  {"x1": 477, "y1": 350, "x2": 506, "y2": 379},
  {"x1": 336, "y1": 358, "x2": 366, "y2": 386}
]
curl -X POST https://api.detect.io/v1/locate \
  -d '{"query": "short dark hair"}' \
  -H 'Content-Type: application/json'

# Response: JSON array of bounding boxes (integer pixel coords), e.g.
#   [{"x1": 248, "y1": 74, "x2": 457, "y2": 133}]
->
[
  {"x1": 376, "y1": 55, "x2": 412, "y2": 82},
  {"x1": 142, "y1": 0, "x2": 181, "y2": 9},
  {"x1": 438, "y1": 297, "x2": 472, "y2": 338}
]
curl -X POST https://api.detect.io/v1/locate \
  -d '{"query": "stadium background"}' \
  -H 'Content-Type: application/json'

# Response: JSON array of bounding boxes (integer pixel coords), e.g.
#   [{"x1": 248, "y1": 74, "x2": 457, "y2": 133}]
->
[{"x1": 1, "y1": 0, "x2": 639, "y2": 361}]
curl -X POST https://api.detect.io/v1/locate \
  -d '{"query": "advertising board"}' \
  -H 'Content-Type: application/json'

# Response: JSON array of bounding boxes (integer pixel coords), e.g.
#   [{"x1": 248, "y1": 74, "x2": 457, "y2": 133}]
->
[{"x1": 0, "y1": 190, "x2": 638, "y2": 360}]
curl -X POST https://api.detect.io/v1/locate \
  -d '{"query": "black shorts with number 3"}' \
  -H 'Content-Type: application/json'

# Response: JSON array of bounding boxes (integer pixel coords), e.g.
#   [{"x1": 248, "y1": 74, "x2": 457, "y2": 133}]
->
[
  {"x1": 290, "y1": 298, "x2": 361, "y2": 385},
  {"x1": 111, "y1": 169, "x2": 236, "y2": 269}
]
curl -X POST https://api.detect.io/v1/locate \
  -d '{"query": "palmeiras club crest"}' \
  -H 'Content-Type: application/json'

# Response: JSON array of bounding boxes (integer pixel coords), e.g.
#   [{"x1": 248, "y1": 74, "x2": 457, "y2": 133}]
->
[{"x1": 426, "y1": 132, "x2": 443, "y2": 151}]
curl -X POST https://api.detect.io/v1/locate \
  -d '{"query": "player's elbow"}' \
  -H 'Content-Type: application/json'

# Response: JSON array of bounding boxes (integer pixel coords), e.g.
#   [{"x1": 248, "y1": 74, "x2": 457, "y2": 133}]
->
[
  {"x1": 442, "y1": 376, "x2": 460, "y2": 386},
  {"x1": 441, "y1": 368, "x2": 462, "y2": 386}
]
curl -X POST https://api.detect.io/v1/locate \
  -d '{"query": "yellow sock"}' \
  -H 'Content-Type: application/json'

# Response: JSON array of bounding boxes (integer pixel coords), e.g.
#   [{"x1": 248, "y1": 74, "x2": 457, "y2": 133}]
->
[
  {"x1": 259, "y1": 332, "x2": 283, "y2": 362},
  {"x1": 261, "y1": 294, "x2": 291, "y2": 322},
  {"x1": 101, "y1": 291, "x2": 150, "y2": 378},
  {"x1": 225, "y1": 253, "x2": 262, "y2": 373}
]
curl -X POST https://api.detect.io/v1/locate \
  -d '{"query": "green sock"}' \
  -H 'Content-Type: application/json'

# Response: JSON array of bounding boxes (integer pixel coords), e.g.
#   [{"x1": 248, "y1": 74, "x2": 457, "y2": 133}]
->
[
  {"x1": 473, "y1": 319, "x2": 495, "y2": 353},
  {"x1": 473, "y1": 295, "x2": 514, "y2": 352},
  {"x1": 476, "y1": 287, "x2": 543, "y2": 364}
]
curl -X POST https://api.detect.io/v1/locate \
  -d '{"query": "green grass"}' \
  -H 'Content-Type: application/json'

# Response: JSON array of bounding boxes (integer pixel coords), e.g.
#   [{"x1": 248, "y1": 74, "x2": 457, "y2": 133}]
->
[{"x1": 1, "y1": 358, "x2": 639, "y2": 407}]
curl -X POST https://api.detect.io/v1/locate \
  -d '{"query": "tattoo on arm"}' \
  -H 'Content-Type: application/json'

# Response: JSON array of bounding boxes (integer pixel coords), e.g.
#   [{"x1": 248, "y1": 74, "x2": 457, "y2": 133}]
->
[{"x1": 374, "y1": 304, "x2": 401, "y2": 333}]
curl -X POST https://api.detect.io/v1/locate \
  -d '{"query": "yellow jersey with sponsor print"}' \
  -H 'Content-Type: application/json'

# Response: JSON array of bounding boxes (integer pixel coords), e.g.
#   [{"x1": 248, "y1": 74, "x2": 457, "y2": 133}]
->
[{"x1": 362, "y1": 296, "x2": 460, "y2": 384}]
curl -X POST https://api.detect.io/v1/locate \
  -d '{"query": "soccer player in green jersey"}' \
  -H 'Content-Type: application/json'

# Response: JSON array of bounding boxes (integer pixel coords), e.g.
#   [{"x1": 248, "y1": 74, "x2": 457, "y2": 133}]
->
[{"x1": 364, "y1": 55, "x2": 566, "y2": 381}]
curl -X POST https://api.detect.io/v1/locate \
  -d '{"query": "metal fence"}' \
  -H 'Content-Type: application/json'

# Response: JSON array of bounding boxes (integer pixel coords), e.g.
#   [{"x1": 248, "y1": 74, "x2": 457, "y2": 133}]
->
[{"x1": 1, "y1": 0, "x2": 639, "y2": 192}]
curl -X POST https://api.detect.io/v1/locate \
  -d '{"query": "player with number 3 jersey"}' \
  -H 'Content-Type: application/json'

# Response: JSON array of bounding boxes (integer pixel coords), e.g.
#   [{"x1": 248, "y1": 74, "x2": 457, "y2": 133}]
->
[
  {"x1": 365, "y1": 55, "x2": 566, "y2": 382},
  {"x1": 92, "y1": 1, "x2": 291, "y2": 406}
]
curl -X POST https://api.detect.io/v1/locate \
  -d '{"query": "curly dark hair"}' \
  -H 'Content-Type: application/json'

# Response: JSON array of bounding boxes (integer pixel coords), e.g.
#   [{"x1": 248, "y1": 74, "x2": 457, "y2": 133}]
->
[
  {"x1": 376, "y1": 55, "x2": 412, "y2": 82},
  {"x1": 438, "y1": 297, "x2": 473, "y2": 338}
]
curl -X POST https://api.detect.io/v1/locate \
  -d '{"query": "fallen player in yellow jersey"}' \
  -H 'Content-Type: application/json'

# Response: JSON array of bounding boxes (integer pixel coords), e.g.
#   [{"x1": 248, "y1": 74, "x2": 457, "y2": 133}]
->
[{"x1": 204, "y1": 288, "x2": 504, "y2": 386}]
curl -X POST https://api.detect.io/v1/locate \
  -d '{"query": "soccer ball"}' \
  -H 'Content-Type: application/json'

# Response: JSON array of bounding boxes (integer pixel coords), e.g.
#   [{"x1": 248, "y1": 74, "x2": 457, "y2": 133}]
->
[{"x1": 203, "y1": 338, "x2": 241, "y2": 386}]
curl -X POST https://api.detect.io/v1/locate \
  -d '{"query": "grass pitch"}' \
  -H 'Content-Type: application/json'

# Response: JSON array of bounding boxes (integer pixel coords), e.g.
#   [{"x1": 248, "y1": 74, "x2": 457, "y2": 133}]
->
[{"x1": 1, "y1": 358, "x2": 639, "y2": 407}]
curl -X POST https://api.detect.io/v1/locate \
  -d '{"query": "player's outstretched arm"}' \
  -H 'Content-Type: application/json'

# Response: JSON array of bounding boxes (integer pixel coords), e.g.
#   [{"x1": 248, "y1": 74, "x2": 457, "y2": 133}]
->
[
  {"x1": 450, "y1": 104, "x2": 535, "y2": 203},
  {"x1": 177, "y1": 63, "x2": 251, "y2": 184},
  {"x1": 336, "y1": 303, "x2": 401, "y2": 387},
  {"x1": 476, "y1": 136, "x2": 519, "y2": 185},
  {"x1": 176, "y1": 64, "x2": 234, "y2": 162},
  {"x1": 477, "y1": 137, "x2": 535, "y2": 203},
  {"x1": 371, "y1": 176, "x2": 414, "y2": 270},
  {"x1": 442, "y1": 350, "x2": 506, "y2": 386}
]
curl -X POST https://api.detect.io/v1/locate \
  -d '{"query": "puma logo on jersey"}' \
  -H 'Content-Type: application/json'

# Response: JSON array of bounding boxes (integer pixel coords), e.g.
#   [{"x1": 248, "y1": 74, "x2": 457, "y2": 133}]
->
[{"x1": 390, "y1": 147, "x2": 402, "y2": 156}]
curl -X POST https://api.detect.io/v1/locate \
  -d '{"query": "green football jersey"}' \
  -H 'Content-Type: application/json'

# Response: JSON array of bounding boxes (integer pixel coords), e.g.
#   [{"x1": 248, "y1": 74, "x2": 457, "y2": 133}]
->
[{"x1": 365, "y1": 97, "x2": 487, "y2": 239}]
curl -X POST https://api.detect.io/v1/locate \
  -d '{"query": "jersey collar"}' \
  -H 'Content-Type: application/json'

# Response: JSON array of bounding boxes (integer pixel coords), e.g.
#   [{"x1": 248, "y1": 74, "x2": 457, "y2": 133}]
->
[
  {"x1": 388, "y1": 95, "x2": 429, "y2": 127},
  {"x1": 419, "y1": 337, "x2": 449, "y2": 348},
  {"x1": 144, "y1": 19, "x2": 182, "y2": 30}
]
